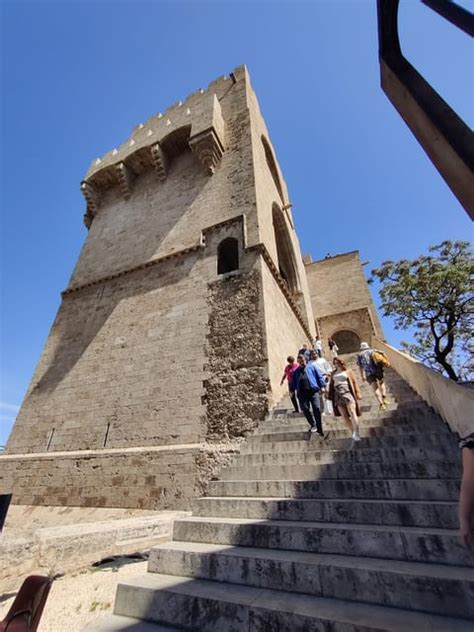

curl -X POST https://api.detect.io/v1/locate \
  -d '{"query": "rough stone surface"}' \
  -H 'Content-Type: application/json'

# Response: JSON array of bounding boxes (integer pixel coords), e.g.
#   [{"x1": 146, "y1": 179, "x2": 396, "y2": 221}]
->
[
  {"x1": 0, "y1": 511, "x2": 186, "y2": 593},
  {"x1": 1, "y1": 66, "x2": 380, "y2": 513},
  {"x1": 0, "y1": 445, "x2": 239, "y2": 510},
  {"x1": 304, "y1": 251, "x2": 383, "y2": 350},
  {"x1": 206, "y1": 270, "x2": 268, "y2": 439}
]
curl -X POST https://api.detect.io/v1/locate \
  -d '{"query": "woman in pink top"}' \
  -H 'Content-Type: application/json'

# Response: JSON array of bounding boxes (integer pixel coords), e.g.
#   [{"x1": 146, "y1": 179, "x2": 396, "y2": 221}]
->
[{"x1": 280, "y1": 356, "x2": 299, "y2": 413}]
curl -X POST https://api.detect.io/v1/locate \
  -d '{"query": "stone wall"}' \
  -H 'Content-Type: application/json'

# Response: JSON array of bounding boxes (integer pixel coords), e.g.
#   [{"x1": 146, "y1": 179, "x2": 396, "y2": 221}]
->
[
  {"x1": 249, "y1": 85, "x2": 315, "y2": 337},
  {"x1": 0, "y1": 444, "x2": 238, "y2": 510},
  {"x1": 1, "y1": 511, "x2": 186, "y2": 592},
  {"x1": 317, "y1": 307, "x2": 376, "y2": 353},
  {"x1": 373, "y1": 337, "x2": 474, "y2": 438},
  {"x1": 6, "y1": 251, "x2": 211, "y2": 454},
  {"x1": 260, "y1": 260, "x2": 312, "y2": 408},
  {"x1": 205, "y1": 268, "x2": 268, "y2": 439},
  {"x1": 2, "y1": 66, "x2": 317, "y2": 511},
  {"x1": 304, "y1": 251, "x2": 383, "y2": 346},
  {"x1": 71, "y1": 71, "x2": 258, "y2": 290}
]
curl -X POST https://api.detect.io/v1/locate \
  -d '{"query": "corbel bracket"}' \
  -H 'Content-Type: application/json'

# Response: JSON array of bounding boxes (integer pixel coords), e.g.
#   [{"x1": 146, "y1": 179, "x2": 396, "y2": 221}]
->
[
  {"x1": 150, "y1": 142, "x2": 168, "y2": 182},
  {"x1": 80, "y1": 181, "x2": 101, "y2": 229},
  {"x1": 116, "y1": 162, "x2": 135, "y2": 200},
  {"x1": 188, "y1": 129, "x2": 224, "y2": 175}
]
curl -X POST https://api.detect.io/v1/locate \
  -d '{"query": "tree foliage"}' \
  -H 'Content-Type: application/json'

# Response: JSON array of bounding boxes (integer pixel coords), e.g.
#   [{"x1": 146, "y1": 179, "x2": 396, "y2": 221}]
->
[{"x1": 371, "y1": 241, "x2": 474, "y2": 381}]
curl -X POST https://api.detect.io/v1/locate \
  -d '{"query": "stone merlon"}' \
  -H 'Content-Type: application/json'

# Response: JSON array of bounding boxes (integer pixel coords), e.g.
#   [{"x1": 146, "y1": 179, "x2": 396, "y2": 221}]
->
[{"x1": 79, "y1": 67, "x2": 250, "y2": 220}]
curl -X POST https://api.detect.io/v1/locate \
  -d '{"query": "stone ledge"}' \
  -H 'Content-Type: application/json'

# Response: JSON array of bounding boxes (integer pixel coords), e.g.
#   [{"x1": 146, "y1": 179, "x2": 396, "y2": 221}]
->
[
  {"x1": 1, "y1": 443, "x2": 207, "y2": 461},
  {"x1": 0, "y1": 511, "x2": 188, "y2": 593}
]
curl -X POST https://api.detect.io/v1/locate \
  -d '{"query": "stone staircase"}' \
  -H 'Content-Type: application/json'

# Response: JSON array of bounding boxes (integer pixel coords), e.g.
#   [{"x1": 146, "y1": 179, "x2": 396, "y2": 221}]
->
[{"x1": 96, "y1": 360, "x2": 474, "y2": 631}]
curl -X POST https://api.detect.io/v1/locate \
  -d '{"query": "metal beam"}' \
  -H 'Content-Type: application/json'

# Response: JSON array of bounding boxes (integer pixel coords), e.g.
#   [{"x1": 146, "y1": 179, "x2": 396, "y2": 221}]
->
[{"x1": 377, "y1": 0, "x2": 474, "y2": 219}]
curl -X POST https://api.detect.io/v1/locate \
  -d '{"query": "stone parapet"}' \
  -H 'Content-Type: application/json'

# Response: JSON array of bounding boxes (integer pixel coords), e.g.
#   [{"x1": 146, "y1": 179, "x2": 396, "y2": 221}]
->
[
  {"x1": 372, "y1": 337, "x2": 474, "y2": 438},
  {"x1": 0, "y1": 443, "x2": 239, "y2": 510},
  {"x1": 81, "y1": 79, "x2": 231, "y2": 228}
]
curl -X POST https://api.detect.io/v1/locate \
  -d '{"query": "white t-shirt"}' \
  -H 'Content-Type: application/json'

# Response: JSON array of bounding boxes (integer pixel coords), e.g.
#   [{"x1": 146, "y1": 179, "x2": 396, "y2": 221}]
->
[
  {"x1": 311, "y1": 358, "x2": 332, "y2": 377},
  {"x1": 314, "y1": 340, "x2": 323, "y2": 351}
]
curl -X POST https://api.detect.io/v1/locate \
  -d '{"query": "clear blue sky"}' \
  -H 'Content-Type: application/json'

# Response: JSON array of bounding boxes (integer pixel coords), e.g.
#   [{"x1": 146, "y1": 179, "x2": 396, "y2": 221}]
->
[{"x1": 1, "y1": 0, "x2": 472, "y2": 445}]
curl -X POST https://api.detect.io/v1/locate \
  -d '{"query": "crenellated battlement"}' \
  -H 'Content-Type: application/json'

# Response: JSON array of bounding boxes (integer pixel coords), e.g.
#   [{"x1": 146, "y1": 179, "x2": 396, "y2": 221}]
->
[{"x1": 81, "y1": 66, "x2": 249, "y2": 228}]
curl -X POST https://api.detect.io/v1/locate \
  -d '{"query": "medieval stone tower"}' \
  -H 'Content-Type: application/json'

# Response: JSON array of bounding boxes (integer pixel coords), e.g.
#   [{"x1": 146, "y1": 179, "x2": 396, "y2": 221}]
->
[{"x1": 1, "y1": 66, "x2": 319, "y2": 508}]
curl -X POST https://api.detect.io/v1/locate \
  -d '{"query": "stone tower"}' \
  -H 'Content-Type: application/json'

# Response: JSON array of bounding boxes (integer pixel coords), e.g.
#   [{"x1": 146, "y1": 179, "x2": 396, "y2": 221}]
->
[
  {"x1": 304, "y1": 251, "x2": 383, "y2": 353},
  {"x1": 1, "y1": 66, "x2": 315, "y2": 509}
]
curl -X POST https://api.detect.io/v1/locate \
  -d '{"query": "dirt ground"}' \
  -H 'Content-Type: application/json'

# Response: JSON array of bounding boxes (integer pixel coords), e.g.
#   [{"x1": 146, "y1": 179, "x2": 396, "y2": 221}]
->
[
  {"x1": 3, "y1": 504, "x2": 157, "y2": 533},
  {"x1": 0, "y1": 558, "x2": 149, "y2": 631}
]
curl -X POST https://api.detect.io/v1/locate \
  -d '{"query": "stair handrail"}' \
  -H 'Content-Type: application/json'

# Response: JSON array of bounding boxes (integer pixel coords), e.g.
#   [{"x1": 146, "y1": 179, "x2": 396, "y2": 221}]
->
[{"x1": 371, "y1": 336, "x2": 474, "y2": 438}]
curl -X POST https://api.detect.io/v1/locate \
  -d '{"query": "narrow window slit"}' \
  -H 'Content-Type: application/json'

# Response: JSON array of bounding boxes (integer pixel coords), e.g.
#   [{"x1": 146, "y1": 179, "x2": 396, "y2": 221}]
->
[
  {"x1": 46, "y1": 428, "x2": 55, "y2": 451},
  {"x1": 103, "y1": 422, "x2": 111, "y2": 448}
]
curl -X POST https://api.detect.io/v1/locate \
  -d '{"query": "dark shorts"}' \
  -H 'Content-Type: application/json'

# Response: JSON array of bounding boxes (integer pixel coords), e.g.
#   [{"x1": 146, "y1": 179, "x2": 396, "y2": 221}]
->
[{"x1": 367, "y1": 366, "x2": 384, "y2": 384}]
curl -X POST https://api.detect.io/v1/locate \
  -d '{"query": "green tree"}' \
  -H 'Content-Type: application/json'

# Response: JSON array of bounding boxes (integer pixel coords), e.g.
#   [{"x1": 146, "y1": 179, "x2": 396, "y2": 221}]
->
[{"x1": 371, "y1": 241, "x2": 474, "y2": 382}]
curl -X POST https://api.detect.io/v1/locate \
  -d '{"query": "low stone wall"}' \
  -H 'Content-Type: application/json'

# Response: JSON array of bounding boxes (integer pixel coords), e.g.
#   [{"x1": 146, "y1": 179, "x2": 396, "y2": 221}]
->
[
  {"x1": 0, "y1": 443, "x2": 239, "y2": 510},
  {"x1": 0, "y1": 511, "x2": 187, "y2": 593},
  {"x1": 373, "y1": 338, "x2": 474, "y2": 438}
]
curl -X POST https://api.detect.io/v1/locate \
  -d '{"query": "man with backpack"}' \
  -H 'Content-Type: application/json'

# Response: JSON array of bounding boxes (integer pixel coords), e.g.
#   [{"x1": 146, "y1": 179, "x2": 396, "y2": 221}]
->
[{"x1": 357, "y1": 342, "x2": 389, "y2": 411}]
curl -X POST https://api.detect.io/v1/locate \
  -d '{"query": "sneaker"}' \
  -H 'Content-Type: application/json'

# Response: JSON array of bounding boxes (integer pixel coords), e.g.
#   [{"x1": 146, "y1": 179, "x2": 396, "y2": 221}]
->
[
  {"x1": 352, "y1": 432, "x2": 361, "y2": 442},
  {"x1": 310, "y1": 426, "x2": 319, "y2": 433},
  {"x1": 379, "y1": 402, "x2": 387, "y2": 411}
]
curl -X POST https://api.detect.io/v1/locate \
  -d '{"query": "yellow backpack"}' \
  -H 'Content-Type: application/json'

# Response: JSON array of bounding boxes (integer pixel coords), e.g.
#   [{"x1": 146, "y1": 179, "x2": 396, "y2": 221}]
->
[{"x1": 372, "y1": 350, "x2": 390, "y2": 368}]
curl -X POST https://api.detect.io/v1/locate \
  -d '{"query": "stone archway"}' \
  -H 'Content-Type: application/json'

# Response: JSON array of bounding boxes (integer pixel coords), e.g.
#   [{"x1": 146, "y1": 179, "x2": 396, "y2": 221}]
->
[{"x1": 332, "y1": 330, "x2": 361, "y2": 354}]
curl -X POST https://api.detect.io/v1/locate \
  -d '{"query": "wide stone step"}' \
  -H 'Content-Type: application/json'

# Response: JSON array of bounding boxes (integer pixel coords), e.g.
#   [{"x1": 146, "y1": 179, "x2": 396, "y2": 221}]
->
[
  {"x1": 255, "y1": 419, "x2": 444, "y2": 439},
  {"x1": 257, "y1": 412, "x2": 444, "y2": 434},
  {"x1": 246, "y1": 423, "x2": 450, "y2": 444},
  {"x1": 193, "y1": 496, "x2": 459, "y2": 528},
  {"x1": 231, "y1": 445, "x2": 459, "y2": 467},
  {"x1": 172, "y1": 517, "x2": 472, "y2": 567},
  {"x1": 270, "y1": 401, "x2": 431, "y2": 422},
  {"x1": 275, "y1": 380, "x2": 416, "y2": 406},
  {"x1": 240, "y1": 430, "x2": 457, "y2": 453},
  {"x1": 114, "y1": 572, "x2": 473, "y2": 631},
  {"x1": 88, "y1": 614, "x2": 180, "y2": 631},
  {"x1": 148, "y1": 542, "x2": 474, "y2": 618},
  {"x1": 219, "y1": 460, "x2": 461, "y2": 481},
  {"x1": 208, "y1": 477, "x2": 461, "y2": 501},
  {"x1": 274, "y1": 397, "x2": 423, "y2": 417}
]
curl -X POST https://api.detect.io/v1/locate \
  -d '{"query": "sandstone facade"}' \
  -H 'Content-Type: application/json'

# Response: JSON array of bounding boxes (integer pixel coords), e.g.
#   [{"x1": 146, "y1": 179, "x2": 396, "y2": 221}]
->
[
  {"x1": 1, "y1": 67, "x2": 383, "y2": 510},
  {"x1": 304, "y1": 251, "x2": 383, "y2": 352},
  {"x1": 1, "y1": 66, "x2": 318, "y2": 509}
]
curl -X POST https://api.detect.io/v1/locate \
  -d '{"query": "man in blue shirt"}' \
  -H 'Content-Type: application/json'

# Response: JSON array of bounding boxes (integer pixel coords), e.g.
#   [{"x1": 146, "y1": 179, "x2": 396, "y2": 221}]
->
[{"x1": 293, "y1": 354, "x2": 328, "y2": 437}]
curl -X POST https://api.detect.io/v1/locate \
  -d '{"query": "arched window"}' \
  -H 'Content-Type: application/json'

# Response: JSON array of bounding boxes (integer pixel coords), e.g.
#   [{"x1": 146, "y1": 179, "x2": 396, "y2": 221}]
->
[
  {"x1": 261, "y1": 136, "x2": 284, "y2": 203},
  {"x1": 217, "y1": 238, "x2": 239, "y2": 275},
  {"x1": 332, "y1": 330, "x2": 361, "y2": 354},
  {"x1": 272, "y1": 204, "x2": 299, "y2": 293}
]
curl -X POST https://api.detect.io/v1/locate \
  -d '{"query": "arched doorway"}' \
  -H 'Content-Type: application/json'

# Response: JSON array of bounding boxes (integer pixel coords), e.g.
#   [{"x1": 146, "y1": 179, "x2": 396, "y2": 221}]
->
[{"x1": 332, "y1": 330, "x2": 361, "y2": 354}]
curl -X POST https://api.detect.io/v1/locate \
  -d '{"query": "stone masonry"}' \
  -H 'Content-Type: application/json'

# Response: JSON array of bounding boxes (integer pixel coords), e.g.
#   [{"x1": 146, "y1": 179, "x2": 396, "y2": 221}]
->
[
  {"x1": 304, "y1": 251, "x2": 383, "y2": 352},
  {"x1": 1, "y1": 67, "x2": 386, "y2": 512},
  {"x1": 1, "y1": 66, "x2": 321, "y2": 510}
]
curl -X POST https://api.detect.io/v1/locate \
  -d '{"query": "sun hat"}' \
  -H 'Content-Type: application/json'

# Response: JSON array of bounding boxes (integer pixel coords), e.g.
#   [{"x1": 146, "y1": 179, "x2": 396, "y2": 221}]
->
[{"x1": 360, "y1": 342, "x2": 370, "y2": 350}]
